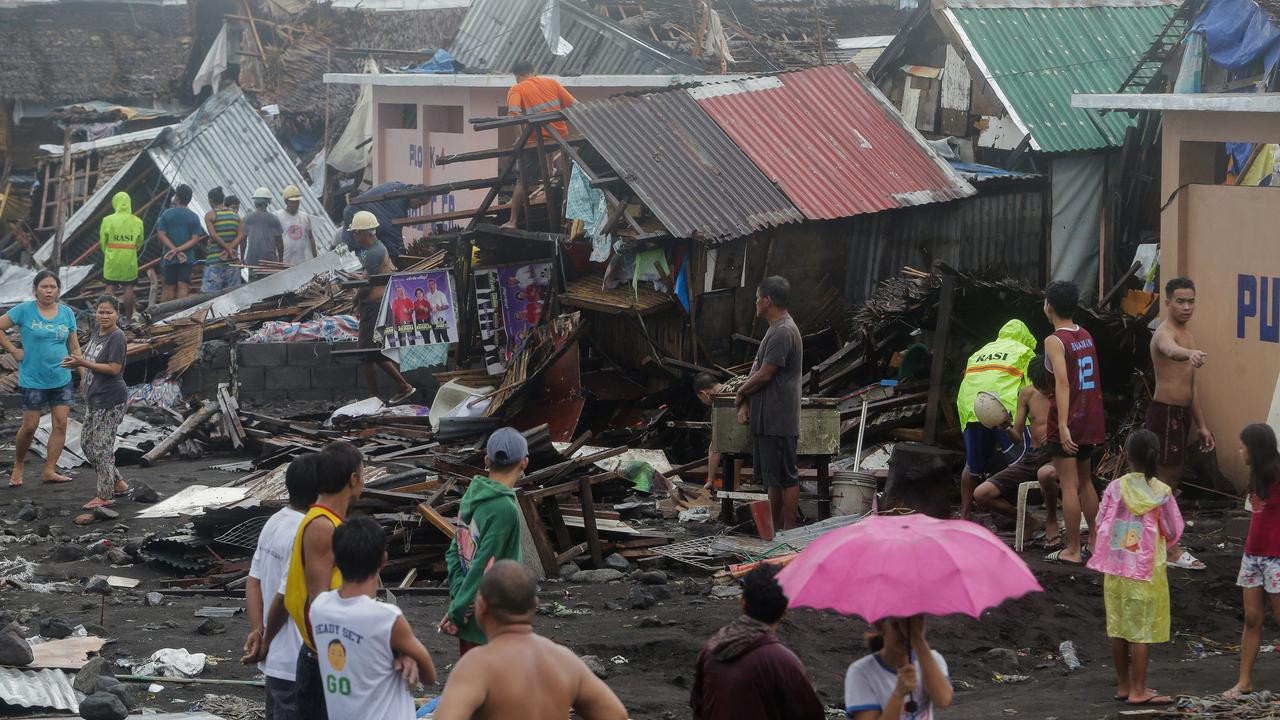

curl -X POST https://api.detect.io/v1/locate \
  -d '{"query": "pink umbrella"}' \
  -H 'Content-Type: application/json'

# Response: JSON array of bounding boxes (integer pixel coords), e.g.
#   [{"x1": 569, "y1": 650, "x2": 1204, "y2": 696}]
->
[{"x1": 776, "y1": 513, "x2": 1042, "y2": 621}]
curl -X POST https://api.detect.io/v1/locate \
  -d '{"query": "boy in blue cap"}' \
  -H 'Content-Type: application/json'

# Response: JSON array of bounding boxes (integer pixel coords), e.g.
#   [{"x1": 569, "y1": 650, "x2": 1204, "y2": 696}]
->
[{"x1": 439, "y1": 427, "x2": 527, "y2": 655}]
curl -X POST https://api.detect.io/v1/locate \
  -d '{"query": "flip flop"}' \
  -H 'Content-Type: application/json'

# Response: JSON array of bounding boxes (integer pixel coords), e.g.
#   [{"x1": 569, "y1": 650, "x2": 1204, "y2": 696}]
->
[
  {"x1": 82, "y1": 498, "x2": 115, "y2": 510},
  {"x1": 41, "y1": 475, "x2": 73, "y2": 484},
  {"x1": 389, "y1": 388, "x2": 416, "y2": 405},
  {"x1": 1043, "y1": 534, "x2": 1064, "y2": 551},
  {"x1": 1045, "y1": 549, "x2": 1084, "y2": 565},
  {"x1": 1171, "y1": 550, "x2": 1207, "y2": 570},
  {"x1": 1113, "y1": 694, "x2": 1129, "y2": 702},
  {"x1": 1126, "y1": 695, "x2": 1173, "y2": 706}
]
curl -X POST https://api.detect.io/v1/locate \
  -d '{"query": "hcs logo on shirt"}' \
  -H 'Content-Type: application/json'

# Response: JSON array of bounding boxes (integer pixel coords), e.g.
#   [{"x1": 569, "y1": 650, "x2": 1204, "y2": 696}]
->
[{"x1": 30, "y1": 318, "x2": 68, "y2": 341}]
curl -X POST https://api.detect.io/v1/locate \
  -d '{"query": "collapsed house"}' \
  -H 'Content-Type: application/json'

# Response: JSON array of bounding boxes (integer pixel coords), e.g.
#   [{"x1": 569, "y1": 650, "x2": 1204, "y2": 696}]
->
[
  {"x1": 869, "y1": 0, "x2": 1181, "y2": 297},
  {"x1": 31, "y1": 86, "x2": 336, "y2": 276}
]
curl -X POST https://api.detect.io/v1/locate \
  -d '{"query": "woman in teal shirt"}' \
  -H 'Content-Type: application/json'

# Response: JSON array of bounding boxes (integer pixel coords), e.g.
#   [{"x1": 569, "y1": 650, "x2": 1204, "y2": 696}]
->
[{"x1": 0, "y1": 270, "x2": 81, "y2": 487}]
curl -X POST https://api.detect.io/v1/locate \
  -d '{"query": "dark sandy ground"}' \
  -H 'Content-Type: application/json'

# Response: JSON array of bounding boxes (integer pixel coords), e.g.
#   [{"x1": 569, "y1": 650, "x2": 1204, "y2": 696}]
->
[{"x1": 1, "y1": 450, "x2": 1278, "y2": 720}]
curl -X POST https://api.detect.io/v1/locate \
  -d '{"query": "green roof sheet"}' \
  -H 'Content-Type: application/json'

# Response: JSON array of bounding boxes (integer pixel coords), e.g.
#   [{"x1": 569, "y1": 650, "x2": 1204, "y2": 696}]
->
[{"x1": 946, "y1": 1, "x2": 1176, "y2": 153}]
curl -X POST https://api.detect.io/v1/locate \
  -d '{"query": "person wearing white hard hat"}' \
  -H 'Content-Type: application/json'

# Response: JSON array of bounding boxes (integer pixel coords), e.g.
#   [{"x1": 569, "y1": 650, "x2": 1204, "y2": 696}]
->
[
  {"x1": 276, "y1": 185, "x2": 317, "y2": 266},
  {"x1": 955, "y1": 319, "x2": 1038, "y2": 520},
  {"x1": 243, "y1": 187, "x2": 285, "y2": 270},
  {"x1": 350, "y1": 210, "x2": 415, "y2": 404}
]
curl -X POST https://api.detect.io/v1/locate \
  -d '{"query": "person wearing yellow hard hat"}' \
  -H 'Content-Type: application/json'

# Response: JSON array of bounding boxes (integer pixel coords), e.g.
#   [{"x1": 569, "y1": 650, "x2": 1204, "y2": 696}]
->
[
  {"x1": 955, "y1": 319, "x2": 1038, "y2": 520},
  {"x1": 350, "y1": 210, "x2": 416, "y2": 404},
  {"x1": 276, "y1": 184, "x2": 317, "y2": 266},
  {"x1": 242, "y1": 187, "x2": 285, "y2": 270}
]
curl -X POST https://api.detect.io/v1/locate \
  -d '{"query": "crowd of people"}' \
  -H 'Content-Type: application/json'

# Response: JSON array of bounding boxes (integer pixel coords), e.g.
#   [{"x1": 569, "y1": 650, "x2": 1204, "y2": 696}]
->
[{"x1": 99, "y1": 182, "x2": 322, "y2": 312}]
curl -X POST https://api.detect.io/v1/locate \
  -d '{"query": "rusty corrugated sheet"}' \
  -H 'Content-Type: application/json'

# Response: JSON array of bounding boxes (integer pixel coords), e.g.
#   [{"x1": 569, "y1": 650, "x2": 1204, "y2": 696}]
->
[
  {"x1": 843, "y1": 182, "x2": 1048, "y2": 303},
  {"x1": 565, "y1": 91, "x2": 803, "y2": 242},
  {"x1": 690, "y1": 65, "x2": 974, "y2": 220}
]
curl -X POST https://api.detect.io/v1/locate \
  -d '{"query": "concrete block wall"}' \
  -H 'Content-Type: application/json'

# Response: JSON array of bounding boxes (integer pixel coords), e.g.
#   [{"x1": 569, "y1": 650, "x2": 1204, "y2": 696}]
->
[{"x1": 179, "y1": 341, "x2": 440, "y2": 405}]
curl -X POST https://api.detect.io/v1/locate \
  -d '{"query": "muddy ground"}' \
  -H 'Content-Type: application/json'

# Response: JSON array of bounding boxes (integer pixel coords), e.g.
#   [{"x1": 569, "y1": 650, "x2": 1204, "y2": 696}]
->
[{"x1": 1, "y1": 449, "x2": 1277, "y2": 720}]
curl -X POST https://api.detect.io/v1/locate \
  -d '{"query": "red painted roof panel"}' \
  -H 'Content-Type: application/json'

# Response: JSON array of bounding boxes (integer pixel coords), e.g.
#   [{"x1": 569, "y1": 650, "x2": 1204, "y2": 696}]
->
[{"x1": 690, "y1": 65, "x2": 974, "y2": 219}]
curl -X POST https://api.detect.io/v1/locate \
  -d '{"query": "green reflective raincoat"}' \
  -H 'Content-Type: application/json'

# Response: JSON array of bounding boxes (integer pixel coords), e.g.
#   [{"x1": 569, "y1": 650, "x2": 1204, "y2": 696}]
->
[
  {"x1": 956, "y1": 319, "x2": 1037, "y2": 427},
  {"x1": 99, "y1": 191, "x2": 144, "y2": 282}
]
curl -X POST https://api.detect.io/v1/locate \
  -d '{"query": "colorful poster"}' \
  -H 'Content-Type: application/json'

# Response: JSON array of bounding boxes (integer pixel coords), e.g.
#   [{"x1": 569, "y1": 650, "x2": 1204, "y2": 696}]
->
[
  {"x1": 496, "y1": 262, "x2": 552, "y2": 361},
  {"x1": 473, "y1": 268, "x2": 507, "y2": 375},
  {"x1": 377, "y1": 270, "x2": 459, "y2": 351}
]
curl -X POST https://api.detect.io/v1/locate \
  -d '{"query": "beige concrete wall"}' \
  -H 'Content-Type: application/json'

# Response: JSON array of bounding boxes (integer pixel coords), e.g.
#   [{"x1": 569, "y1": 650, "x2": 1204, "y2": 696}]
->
[{"x1": 1161, "y1": 110, "x2": 1280, "y2": 489}]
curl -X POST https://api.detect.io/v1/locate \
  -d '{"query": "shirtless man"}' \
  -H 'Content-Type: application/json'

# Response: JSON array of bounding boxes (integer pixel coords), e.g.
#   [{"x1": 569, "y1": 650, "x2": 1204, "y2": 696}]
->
[
  {"x1": 434, "y1": 560, "x2": 627, "y2": 720},
  {"x1": 1148, "y1": 277, "x2": 1213, "y2": 571},
  {"x1": 975, "y1": 357, "x2": 1060, "y2": 540}
]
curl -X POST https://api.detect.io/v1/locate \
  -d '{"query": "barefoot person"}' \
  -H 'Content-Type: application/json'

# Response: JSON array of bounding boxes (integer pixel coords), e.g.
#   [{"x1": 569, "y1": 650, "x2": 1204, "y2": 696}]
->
[
  {"x1": 434, "y1": 560, "x2": 628, "y2": 720},
  {"x1": 957, "y1": 319, "x2": 1038, "y2": 519},
  {"x1": 1226, "y1": 424, "x2": 1280, "y2": 698},
  {"x1": 1088, "y1": 430, "x2": 1183, "y2": 706},
  {"x1": 63, "y1": 296, "x2": 129, "y2": 509},
  {"x1": 0, "y1": 270, "x2": 81, "y2": 487},
  {"x1": 1042, "y1": 281, "x2": 1105, "y2": 564},
  {"x1": 974, "y1": 356, "x2": 1059, "y2": 540},
  {"x1": 736, "y1": 276, "x2": 803, "y2": 532},
  {"x1": 1148, "y1": 277, "x2": 1211, "y2": 571}
]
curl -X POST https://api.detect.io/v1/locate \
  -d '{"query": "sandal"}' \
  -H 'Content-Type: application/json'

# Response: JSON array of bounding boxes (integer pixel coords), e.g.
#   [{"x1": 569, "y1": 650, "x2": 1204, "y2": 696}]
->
[
  {"x1": 1045, "y1": 549, "x2": 1084, "y2": 565},
  {"x1": 1170, "y1": 550, "x2": 1206, "y2": 571},
  {"x1": 1126, "y1": 694, "x2": 1173, "y2": 706},
  {"x1": 389, "y1": 387, "x2": 416, "y2": 404},
  {"x1": 82, "y1": 498, "x2": 115, "y2": 510}
]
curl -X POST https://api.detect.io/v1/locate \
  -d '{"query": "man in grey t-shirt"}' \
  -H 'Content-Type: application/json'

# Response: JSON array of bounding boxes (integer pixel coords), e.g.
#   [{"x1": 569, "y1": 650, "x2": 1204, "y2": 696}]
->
[
  {"x1": 735, "y1": 276, "x2": 803, "y2": 531},
  {"x1": 242, "y1": 194, "x2": 285, "y2": 267}
]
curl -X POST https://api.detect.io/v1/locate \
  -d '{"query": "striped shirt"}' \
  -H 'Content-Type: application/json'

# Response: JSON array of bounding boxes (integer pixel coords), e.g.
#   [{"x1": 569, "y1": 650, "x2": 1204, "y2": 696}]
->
[{"x1": 209, "y1": 208, "x2": 240, "y2": 262}]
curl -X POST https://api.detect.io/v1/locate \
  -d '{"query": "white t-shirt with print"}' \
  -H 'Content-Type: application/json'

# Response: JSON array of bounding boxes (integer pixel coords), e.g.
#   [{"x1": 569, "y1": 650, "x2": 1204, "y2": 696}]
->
[
  {"x1": 844, "y1": 650, "x2": 948, "y2": 720},
  {"x1": 311, "y1": 591, "x2": 413, "y2": 720},
  {"x1": 276, "y1": 210, "x2": 315, "y2": 265},
  {"x1": 248, "y1": 507, "x2": 305, "y2": 681}
]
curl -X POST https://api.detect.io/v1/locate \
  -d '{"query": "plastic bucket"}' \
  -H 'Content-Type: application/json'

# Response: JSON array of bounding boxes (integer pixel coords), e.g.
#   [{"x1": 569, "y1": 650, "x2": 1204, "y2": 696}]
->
[
  {"x1": 750, "y1": 500, "x2": 775, "y2": 540},
  {"x1": 831, "y1": 471, "x2": 877, "y2": 516}
]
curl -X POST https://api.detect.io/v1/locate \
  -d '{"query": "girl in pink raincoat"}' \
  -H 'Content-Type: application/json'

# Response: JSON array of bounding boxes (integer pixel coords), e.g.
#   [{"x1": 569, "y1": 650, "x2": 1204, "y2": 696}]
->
[{"x1": 1087, "y1": 429, "x2": 1184, "y2": 707}]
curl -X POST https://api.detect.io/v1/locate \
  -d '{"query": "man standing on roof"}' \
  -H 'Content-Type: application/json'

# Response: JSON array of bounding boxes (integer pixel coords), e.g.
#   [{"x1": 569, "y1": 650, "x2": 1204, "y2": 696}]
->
[
  {"x1": 502, "y1": 61, "x2": 575, "y2": 231},
  {"x1": 243, "y1": 188, "x2": 285, "y2": 269},
  {"x1": 99, "y1": 191, "x2": 144, "y2": 322},
  {"x1": 276, "y1": 185, "x2": 317, "y2": 266},
  {"x1": 340, "y1": 183, "x2": 427, "y2": 261},
  {"x1": 956, "y1": 319, "x2": 1039, "y2": 520},
  {"x1": 155, "y1": 184, "x2": 207, "y2": 303}
]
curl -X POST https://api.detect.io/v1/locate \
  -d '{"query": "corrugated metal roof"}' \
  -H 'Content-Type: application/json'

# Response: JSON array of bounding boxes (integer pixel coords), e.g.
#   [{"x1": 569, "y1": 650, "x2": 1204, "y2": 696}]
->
[
  {"x1": 148, "y1": 86, "x2": 335, "y2": 235},
  {"x1": 564, "y1": 91, "x2": 803, "y2": 242},
  {"x1": 944, "y1": 0, "x2": 1178, "y2": 153},
  {"x1": 450, "y1": 0, "x2": 701, "y2": 75},
  {"x1": 38, "y1": 85, "x2": 336, "y2": 266},
  {"x1": 690, "y1": 65, "x2": 975, "y2": 220},
  {"x1": 0, "y1": 666, "x2": 81, "y2": 713}
]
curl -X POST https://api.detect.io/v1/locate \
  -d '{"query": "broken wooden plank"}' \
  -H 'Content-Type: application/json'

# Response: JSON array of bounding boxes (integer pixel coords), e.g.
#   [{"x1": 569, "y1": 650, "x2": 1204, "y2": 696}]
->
[
  {"x1": 415, "y1": 502, "x2": 456, "y2": 540},
  {"x1": 517, "y1": 493, "x2": 559, "y2": 577},
  {"x1": 578, "y1": 475, "x2": 605, "y2": 567}
]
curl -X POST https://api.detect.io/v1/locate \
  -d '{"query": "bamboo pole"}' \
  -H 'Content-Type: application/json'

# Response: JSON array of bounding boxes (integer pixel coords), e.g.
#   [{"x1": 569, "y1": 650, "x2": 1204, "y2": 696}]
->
[{"x1": 50, "y1": 127, "x2": 72, "y2": 270}]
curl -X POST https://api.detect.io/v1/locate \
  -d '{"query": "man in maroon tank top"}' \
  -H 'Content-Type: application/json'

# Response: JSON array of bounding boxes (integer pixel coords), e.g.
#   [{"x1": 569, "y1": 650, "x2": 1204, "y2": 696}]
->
[{"x1": 1042, "y1": 281, "x2": 1105, "y2": 564}]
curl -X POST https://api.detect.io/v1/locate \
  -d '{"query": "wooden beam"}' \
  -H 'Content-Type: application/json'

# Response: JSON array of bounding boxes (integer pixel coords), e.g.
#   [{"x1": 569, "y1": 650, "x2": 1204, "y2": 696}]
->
[
  {"x1": 415, "y1": 502, "x2": 456, "y2": 539},
  {"x1": 578, "y1": 475, "x2": 605, "y2": 567},
  {"x1": 923, "y1": 273, "x2": 956, "y2": 444},
  {"x1": 349, "y1": 176, "x2": 504, "y2": 204},
  {"x1": 470, "y1": 112, "x2": 565, "y2": 131},
  {"x1": 517, "y1": 493, "x2": 559, "y2": 577}
]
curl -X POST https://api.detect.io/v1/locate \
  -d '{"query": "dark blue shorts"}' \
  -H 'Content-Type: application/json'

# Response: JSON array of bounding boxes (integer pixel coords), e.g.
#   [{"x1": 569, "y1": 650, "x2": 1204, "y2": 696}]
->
[
  {"x1": 21, "y1": 382, "x2": 75, "y2": 412},
  {"x1": 963, "y1": 422, "x2": 1014, "y2": 475}
]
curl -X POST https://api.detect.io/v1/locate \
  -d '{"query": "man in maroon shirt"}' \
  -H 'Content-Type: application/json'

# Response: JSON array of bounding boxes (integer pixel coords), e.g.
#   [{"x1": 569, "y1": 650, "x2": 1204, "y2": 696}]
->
[
  {"x1": 1043, "y1": 280, "x2": 1106, "y2": 564},
  {"x1": 691, "y1": 564, "x2": 825, "y2": 720}
]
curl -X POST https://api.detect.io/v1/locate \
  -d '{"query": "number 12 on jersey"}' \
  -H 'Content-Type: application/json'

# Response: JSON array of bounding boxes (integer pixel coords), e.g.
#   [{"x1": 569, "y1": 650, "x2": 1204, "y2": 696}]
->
[{"x1": 1077, "y1": 356, "x2": 1096, "y2": 390}]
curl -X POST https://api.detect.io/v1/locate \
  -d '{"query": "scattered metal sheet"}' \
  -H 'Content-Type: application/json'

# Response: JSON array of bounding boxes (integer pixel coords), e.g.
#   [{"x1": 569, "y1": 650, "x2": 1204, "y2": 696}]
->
[
  {"x1": 0, "y1": 260, "x2": 94, "y2": 308},
  {"x1": 135, "y1": 486, "x2": 250, "y2": 519},
  {"x1": 552, "y1": 444, "x2": 679, "y2": 481},
  {"x1": 161, "y1": 247, "x2": 361, "y2": 324},
  {"x1": 0, "y1": 666, "x2": 81, "y2": 713},
  {"x1": 194, "y1": 607, "x2": 242, "y2": 618}
]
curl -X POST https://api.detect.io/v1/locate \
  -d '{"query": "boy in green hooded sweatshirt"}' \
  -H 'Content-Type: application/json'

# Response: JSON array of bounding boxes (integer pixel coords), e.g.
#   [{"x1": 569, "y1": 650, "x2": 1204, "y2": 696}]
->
[
  {"x1": 99, "y1": 191, "x2": 144, "y2": 321},
  {"x1": 440, "y1": 427, "x2": 526, "y2": 655}
]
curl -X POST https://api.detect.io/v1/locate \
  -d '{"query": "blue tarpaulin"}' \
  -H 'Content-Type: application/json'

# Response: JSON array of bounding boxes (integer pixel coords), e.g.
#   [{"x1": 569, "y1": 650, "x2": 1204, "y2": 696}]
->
[
  {"x1": 1191, "y1": 0, "x2": 1280, "y2": 72},
  {"x1": 400, "y1": 49, "x2": 459, "y2": 74}
]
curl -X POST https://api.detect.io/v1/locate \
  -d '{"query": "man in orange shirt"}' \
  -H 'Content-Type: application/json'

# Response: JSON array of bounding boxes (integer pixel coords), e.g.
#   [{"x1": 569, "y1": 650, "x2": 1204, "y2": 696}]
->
[{"x1": 503, "y1": 61, "x2": 575, "y2": 229}]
